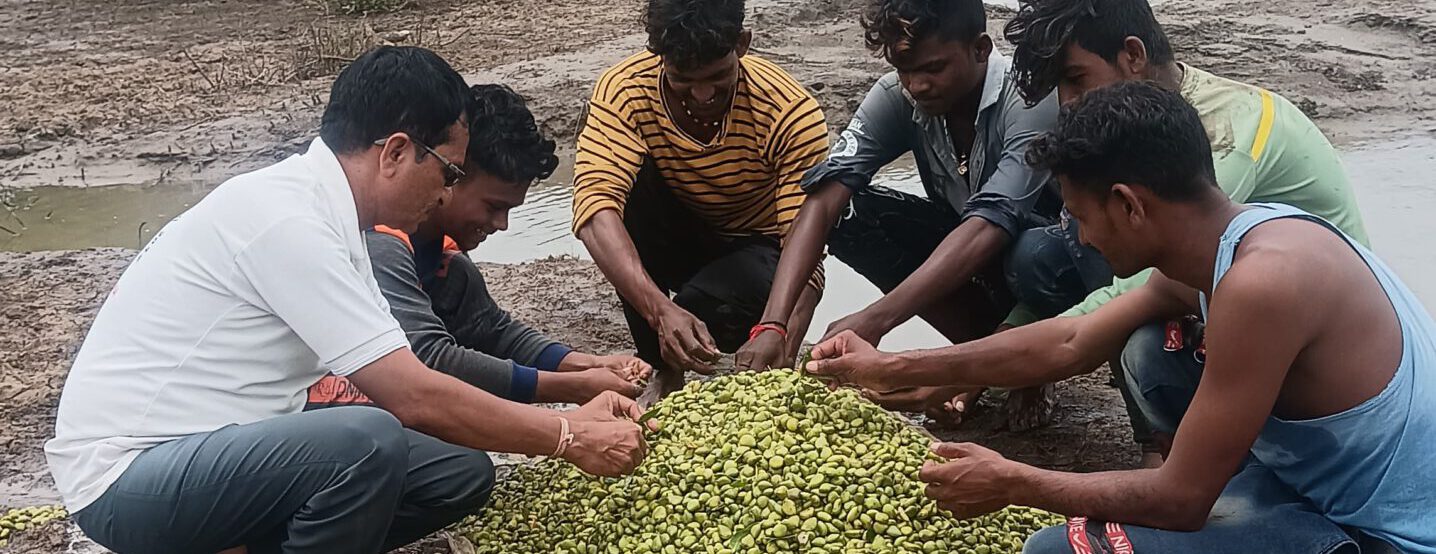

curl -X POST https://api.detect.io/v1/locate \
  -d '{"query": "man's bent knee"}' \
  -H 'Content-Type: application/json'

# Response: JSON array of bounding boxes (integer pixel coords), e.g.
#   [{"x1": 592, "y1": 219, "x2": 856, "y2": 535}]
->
[
  {"x1": 438, "y1": 448, "x2": 496, "y2": 515},
  {"x1": 1023, "y1": 525, "x2": 1072, "y2": 554},
  {"x1": 1119, "y1": 324, "x2": 1195, "y2": 436}
]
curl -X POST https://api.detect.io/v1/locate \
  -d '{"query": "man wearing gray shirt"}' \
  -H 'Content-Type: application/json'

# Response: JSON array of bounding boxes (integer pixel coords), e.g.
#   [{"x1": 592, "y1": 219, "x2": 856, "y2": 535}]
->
[{"x1": 736, "y1": 0, "x2": 1081, "y2": 425}]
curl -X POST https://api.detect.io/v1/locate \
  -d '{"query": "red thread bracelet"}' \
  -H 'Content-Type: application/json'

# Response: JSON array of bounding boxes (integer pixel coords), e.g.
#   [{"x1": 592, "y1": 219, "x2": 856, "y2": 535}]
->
[{"x1": 749, "y1": 322, "x2": 789, "y2": 341}]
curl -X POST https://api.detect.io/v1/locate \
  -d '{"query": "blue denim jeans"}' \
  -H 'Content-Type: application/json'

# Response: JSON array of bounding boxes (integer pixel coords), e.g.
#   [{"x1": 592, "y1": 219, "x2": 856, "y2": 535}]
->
[
  {"x1": 1005, "y1": 217, "x2": 1113, "y2": 320},
  {"x1": 1022, "y1": 458, "x2": 1359, "y2": 554}
]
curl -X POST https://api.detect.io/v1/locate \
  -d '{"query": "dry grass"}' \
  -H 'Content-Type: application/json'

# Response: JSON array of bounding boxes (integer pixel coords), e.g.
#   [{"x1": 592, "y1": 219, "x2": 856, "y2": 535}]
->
[{"x1": 180, "y1": 18, "x2": 453, "y2": 95}]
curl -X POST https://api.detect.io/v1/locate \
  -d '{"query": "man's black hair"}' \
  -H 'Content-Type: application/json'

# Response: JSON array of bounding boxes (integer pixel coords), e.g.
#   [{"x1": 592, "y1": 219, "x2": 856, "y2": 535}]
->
[
  {"x1": 1026, "y1": 80, "x2": 1216, "y2": 201},
  {"x1": 465, "y1": 84, "x2": 559, "y2": 186},
  {"x1": 1004, "y1": 0, "x2": 1175, "y2": 105},
  {"x1": 862, "y1": 0, "x2": 987, "y2": 60},
  {"x1": 645, "y1": 0, "x2": 746, "y2": 71},
  {"x1": 320, "y1": 46, "x2": 471, "y2": 155}
]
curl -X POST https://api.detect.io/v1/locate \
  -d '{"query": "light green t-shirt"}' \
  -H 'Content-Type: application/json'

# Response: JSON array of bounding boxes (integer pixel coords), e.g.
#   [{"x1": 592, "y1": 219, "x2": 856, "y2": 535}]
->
[{"x1": 1017, "y1": 65, "x2": 1370, "y2": 323}]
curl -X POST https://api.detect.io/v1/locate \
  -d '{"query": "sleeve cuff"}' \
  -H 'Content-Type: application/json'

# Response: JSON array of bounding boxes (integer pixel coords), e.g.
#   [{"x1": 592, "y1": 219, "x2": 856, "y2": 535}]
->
[
  {"x1": 534, "y1": 344, "x2": 572, "y2": 372},
  {"x1": 509, "y1": 362, "x2": 540, "y2": 403},
  {"x1": 327, "y1": 327, "x2": 410, "y2": 377},
  {"x1": 1003, "y1": 303, "x2": 1042, "y2": 328},
  {"x1": 802, "y1": 165, "x2": 873, "y2": 194}
]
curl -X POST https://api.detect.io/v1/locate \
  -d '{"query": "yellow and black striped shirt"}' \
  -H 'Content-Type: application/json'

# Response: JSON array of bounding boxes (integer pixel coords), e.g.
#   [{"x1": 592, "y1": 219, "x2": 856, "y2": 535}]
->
[{"x1": 572, "y1": 52, "x2": 830, "y2": 286}]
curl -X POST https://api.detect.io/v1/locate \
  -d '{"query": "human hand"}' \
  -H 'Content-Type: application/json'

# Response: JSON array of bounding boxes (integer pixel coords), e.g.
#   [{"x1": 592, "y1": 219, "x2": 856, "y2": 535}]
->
[
  {"x1": 864, "y1": 386, "x2": 982, "y2": 427},
  {"x1": 735, "y1": 328, "x2": 788, "y2": 371},
  {"x1": 821, "y1": 306, "x2": 895, "y2": 345},
  {"x1": 918, "y1": 442, "x2": 1017, "y2": 519},
  {"x1": 651, "y1": 303, "x2": 720, "y2": 374},
  {"x1": 562, "y1": 418, "x2": 648, "y2": 477},
  {"x1": 567, "y1": 367, "x2": 645, "y2": 402},
  {"x1": 802, "y1": 330, "x2": 897, "y2": 391},
  {"x1": 590, "y1": 355, "x2": 653, "y2": 383}
]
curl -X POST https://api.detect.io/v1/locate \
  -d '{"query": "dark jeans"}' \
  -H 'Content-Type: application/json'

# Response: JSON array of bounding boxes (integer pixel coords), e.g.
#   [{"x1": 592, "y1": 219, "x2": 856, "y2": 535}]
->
[
  {"x1": 1004, "y1": 216, "x2": 1114, "y2": 320},
  {"x1": 621, "y1": 162, "x2": 779, "y2": 368},
  {"x1": 827, "y1": 186, "x2": 1016, "y2": 342},
  {"x1": 72, "y1": 407, "x2": 494, "y2": 554}
]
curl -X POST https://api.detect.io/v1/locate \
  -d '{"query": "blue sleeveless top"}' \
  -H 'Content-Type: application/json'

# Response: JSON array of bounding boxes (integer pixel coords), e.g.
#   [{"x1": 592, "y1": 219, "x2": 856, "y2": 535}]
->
[{"x1": 1200, "y1": 203, "x2": 1436, "y2": 553}]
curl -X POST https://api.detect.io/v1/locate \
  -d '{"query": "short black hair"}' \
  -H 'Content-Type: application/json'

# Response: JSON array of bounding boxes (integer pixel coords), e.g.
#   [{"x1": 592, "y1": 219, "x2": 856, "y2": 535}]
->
[
  {"x1": 465, "y1": 84, "x2": 559, "y2": 186},
  {"x1": 645, "y1": 0, "x2": 746, "y2": 71},
  {"x1": 1004, "y1": 0, "x2": 1175, "y2": 105},
  {"x1": 862, "y1": 0, "x2": 987, "y2": 60},
  {"x1": 320, "y1": 46, "x2": 470, "y2": 155},
  {"x1": 1026, "y1": 81, "x2": 1216, "y2": 201}
]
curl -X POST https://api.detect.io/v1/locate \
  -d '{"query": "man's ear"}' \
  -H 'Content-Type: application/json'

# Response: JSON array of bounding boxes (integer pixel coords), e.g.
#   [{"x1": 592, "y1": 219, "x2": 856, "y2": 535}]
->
[
  {"x1": 735, "y1": 29, "x2": 753, "y2": 58},
  {"x1": 1117, "y1": 36, "x2": 1151, "y2": 78},
  {"x1": 377, "y1": 133, "x2": 413, "y2": 179},
  {"x1": 1110, "y1": 182, "x2": 1148, "y2": 228},
  {"x1": 973, "y1": 33, "x2": 994, "y2": 64}
]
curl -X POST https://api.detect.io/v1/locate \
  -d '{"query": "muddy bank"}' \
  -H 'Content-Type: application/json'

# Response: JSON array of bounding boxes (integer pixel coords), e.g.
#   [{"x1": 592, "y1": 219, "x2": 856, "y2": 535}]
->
[{"x1": 4, "y1": 0, "x2": 1435, "y2": 193}]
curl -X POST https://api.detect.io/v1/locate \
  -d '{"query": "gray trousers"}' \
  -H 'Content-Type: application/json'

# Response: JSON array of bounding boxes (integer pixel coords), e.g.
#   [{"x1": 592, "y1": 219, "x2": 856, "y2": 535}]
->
[{"x1": 72, "y1": 406, "x2": 494, "y2": 554}]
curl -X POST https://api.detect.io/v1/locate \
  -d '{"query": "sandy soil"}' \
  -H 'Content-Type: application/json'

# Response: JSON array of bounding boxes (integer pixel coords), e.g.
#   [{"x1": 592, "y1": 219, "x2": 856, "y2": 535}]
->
[{"x1": 2, "y1": 0, "x2": 1435, "y2": 551}]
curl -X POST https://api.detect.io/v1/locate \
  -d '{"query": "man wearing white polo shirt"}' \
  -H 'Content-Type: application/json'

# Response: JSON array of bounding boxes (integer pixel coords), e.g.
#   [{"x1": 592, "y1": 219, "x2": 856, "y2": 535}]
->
[{"x1": 46, "y1": 46, "x2": 650, "y2": 554}]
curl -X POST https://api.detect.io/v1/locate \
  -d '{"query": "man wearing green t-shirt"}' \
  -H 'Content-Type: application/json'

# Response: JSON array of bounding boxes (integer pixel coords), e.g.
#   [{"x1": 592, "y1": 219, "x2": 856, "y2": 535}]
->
[{"x1": 936, "y1": 0, "x2": 1368, "y2": 461}]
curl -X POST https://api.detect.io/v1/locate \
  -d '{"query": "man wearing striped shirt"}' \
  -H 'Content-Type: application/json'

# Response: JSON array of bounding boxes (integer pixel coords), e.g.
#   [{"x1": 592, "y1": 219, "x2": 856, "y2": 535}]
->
[{"x1": 573, "y1": 0, "x2": 829, "y2": 404}]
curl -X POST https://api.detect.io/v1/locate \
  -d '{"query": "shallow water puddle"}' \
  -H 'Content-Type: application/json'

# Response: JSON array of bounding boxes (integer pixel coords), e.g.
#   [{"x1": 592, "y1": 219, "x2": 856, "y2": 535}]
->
[{"x1": 2, "y1": 137, "x2": 1431, "y2": 346}]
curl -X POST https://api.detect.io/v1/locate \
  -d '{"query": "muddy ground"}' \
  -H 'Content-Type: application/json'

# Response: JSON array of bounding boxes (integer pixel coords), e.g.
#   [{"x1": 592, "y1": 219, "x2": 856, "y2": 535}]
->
[{"x1": 2, "y1": 0, "x2": 1435, "y2": 551}]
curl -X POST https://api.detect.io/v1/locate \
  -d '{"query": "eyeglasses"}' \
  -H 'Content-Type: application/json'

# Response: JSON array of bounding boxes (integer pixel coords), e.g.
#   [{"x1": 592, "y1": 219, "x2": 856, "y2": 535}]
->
[{"x1": 373, "y1": 137, "x2": 466, "y2": 187}]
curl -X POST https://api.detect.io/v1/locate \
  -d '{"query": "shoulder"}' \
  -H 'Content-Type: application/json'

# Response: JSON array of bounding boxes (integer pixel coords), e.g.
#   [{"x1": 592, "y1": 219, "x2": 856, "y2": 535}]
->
[
  {"x1": 1218, "y1": 218, "x2": 1335, "y2": 311},
  {"x1": 195, "y1": 158, "x2": 332, "y2": 244},
  {"x1": 365, "y1": 228, "x2": 415, "y2": 257},
  {"x1": 741, "y1": 55, "x2": 820, "y2": 108},
  {"x1": 592, "y1": 51, "x2": 662, "y2": 105}
]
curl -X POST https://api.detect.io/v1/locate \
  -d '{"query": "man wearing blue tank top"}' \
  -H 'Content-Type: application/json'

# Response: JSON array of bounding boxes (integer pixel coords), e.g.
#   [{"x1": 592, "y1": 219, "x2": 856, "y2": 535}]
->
[{"x1": 805, "y1": 81, "x2": 1436, "y2": 553}]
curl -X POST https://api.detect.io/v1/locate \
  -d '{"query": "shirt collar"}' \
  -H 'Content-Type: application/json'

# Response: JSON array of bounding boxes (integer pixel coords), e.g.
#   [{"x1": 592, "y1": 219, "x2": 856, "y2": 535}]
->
[{"x1": 907, "y1": 50, "x2": 1013, "y2": 125}]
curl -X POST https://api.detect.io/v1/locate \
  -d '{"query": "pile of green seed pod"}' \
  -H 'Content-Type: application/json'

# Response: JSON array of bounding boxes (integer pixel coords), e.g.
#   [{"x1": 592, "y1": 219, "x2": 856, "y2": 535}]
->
[
  {"x1": 0, "y1": 505, "x2": 67, "y2": 547},
  {"x1": 460, "y1": 370, "x2": 1064, "y2": 554}
]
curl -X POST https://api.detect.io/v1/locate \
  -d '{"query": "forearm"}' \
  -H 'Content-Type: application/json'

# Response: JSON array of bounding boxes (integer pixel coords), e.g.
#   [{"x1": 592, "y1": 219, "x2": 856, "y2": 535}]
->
[
  {"x1": 578, "y1": 210, "x2": 673, "y2": 323},
  {"x1": 415, "y1": 339, "x2": 524, "y2": 398},
  {"x1": 885, "y1": 316, "x2": 1104, "y2": 389},
  {"x1": 556, "y1": 351, "x2": 599, "y2": 372},
  {"x1": 870, "y1": 218, "x2": 1009, "y2": 327},
  {"x1": 356, "y1": 350, "x2": 562, "y2": 456},
  {"x1": 1007, "y1": 463, "x2": 1212, "y2": 531},
  {"x1": 534, "y1": 370, "x2": 587, "y2": 404},
  {"x1": 761, "y1": 182, "x2": 849, "y2": 325}
]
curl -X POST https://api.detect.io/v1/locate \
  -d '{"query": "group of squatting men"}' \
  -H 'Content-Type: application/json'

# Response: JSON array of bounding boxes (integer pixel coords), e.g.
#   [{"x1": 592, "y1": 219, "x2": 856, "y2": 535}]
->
[{"x1": 45, "y1": 0, "x2": 1435, "y2": 552}]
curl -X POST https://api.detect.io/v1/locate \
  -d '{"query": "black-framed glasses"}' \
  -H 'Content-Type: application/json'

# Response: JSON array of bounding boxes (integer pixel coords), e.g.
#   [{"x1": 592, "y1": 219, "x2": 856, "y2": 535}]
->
[{"x1": 373, "y1": 137, "x2": 466, "y2": 187}]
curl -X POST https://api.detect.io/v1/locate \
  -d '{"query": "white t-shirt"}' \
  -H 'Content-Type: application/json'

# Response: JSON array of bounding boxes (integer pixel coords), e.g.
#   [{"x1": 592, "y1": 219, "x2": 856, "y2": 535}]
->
[{"x1": 45, "y1": 138, "x2": 410, "y2": 512}]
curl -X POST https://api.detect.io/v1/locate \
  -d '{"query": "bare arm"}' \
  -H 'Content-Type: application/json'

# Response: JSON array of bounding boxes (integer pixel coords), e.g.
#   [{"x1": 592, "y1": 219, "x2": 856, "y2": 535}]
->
[
  {"x1": 760, "y1": 181, "x2": 850, "y2": 327},
  {"x1": 578, "y1": 210, "x2": 717, "y2": 370},
  {"x1": 349, "y1": 348, "x2": 650, "y2": 476},
  {"x1": 920, "y1": 258, "x2": 1313, "y2": 530},
  {"x1": 809, "y1": 272, "x2": 1197, "y2": 391},
  {"x1": 852, "y1": 217, "x2": 1011, "y2": 335},
  {"x1": 349, "y1": 349, "x2": 565, "y2": 455}
]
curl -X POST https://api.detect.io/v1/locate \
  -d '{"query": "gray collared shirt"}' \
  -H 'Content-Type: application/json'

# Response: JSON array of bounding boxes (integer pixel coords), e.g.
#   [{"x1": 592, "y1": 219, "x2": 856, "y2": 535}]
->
[{"x1": 802, "y1": 51, "x2": 1061, "y2": 237}]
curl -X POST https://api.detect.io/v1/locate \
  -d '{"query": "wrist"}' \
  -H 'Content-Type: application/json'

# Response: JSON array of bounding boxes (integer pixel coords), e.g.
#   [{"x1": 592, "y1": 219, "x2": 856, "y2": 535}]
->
[
  {"x1": 557, "y1": 351, "x2": 597, "y2": 372},
  {"x1": 997, "y1": 460, "x2": 1037, "y2": 506},
  {"x1": 642, "y1": 297, "x2": 681, "y2": 327},
  {"x1": 536, "y1": 372, "x2": 585, "y2": 404}
]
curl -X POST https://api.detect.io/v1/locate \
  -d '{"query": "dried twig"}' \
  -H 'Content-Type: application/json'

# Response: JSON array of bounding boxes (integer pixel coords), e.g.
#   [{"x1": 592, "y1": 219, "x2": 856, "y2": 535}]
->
[{"x1": 182, "y1": 49, "x2": 219, "y2": 92}]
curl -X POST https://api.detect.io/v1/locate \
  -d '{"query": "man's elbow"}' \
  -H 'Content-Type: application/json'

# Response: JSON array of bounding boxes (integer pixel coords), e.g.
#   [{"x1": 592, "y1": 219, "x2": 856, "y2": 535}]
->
[
  {"x1": 376, "y1": 381, "x2": 446, "y2": 433},
  {"x1": 1149, "y1": 483, "x2": 1220, "y2": 532}
]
